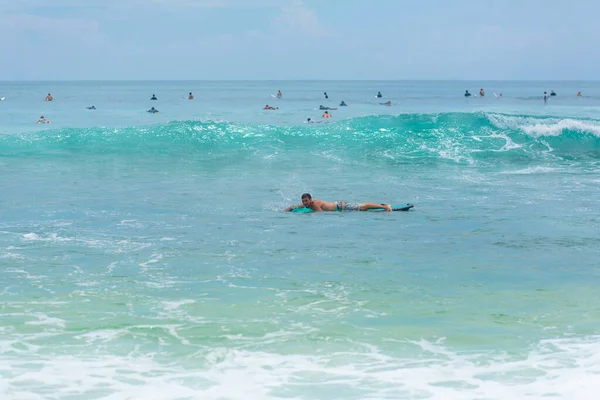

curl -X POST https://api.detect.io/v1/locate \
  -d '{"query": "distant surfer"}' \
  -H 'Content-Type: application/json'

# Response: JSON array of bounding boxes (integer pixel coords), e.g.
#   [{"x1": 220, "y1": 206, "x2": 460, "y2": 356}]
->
[
  {"x1": 324, "y1": 92, "x2": 329, "y2": 99},
  {"x1": 380, "y1": 101, "x2": 392, "y2": 106},
  {"x1": 264, "y1": 105, "x2": 279, "y2": 110},
  {"x1": 464, "y1": 90, "x2": 471, "y2": 97},
  {"x1": 543, "y1": 92, "x2": 548, "y2": 103},
  {"x1": 550, "y1": 90, "x2": 556, "y2": 96},
  {"x1": 86, "y1": 106, "x2": 96, "y2": 110},
  {"x1": 285, "y1": 193, "x2": 392, "y2": 212},
  {"x1": 277, "y1": 90, "x2": 283, "y2": 99},
  {"x1": 147, "y1": 107, "x2": 159, "y2": 113},
  {"x1": 479, "y1": 88, "x2": 485, "y2": 97},
  {"x1": 45, "y1": 93, "x2": 53, "y2": 101},
  {"x1": 150, "y1": 94, "x2": 158, "y2": 100},
  {"x1": 322, "y1": 111, "x2": 332, "y2": 118},
  {"x1": 577, "y1": 91, "x2": 582, "y2": 97},
  {"x1": 188, "y1": 92, "x2": 194, "y2": 99},
  {"x1": 339, "y1": 101, "x2": 348, "y2": 106},
  {"x1": 36, "y1": 116, "x2": 51, "y2": 124},
  {"x1": 319, "y1": 105, "x2": 337, "y2": 110},
  {"x1": 376, "y1": 91, "x2": 383, "y2": 98}
]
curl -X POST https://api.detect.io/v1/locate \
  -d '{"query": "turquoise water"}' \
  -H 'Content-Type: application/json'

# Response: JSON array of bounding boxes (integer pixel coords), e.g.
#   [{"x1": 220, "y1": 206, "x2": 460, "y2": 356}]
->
[{"x1": 1, "y1": 81, "x2": 600, "y2": 399}]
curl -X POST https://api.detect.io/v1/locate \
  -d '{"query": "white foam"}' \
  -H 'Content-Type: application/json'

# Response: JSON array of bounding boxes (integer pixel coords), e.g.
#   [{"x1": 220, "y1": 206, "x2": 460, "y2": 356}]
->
[
  {"x1": 499, "y1": 166, "x2": 562, "y2": 175},
  {"x1": 0, "y1": 252, "x2": 24, "y2": 260},
  {"x1": 487, "y1": 113, "x2": 600, "y2": 138},
  {"x1": 1, "y1": 335, "x2": 598, "y2": 399},
  {"x1": 119, "y1": 219, "x2": 144, "y2": 228},
  {"x1": 139, "y1": 253, "x2": 163, "y2": 270},
  {"x1": 161, "y1": 299, "x2": 195, "y2": 311},
  {"x1": 522, "y1": 119, "x2": 600, "y2": 137},
  {"x1": 24, "y1": 313, "x2": 66, "y2": 329}
]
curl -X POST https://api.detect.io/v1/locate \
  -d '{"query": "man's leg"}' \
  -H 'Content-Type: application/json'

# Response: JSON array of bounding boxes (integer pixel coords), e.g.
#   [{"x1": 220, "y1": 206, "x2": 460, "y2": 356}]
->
[{"x1": 359, "y1": 202, "x2": 392, "y2": 211}]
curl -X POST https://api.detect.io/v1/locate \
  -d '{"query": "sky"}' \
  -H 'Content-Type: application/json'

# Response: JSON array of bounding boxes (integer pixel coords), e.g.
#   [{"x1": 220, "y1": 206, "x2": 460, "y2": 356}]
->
[{"x1": 0, "y1": 0, "x2": 598, "y2": 80}]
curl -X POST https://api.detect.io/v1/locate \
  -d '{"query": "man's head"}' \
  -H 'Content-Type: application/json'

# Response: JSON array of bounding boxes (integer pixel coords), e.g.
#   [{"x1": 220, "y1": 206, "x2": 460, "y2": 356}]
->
[{"x1": 301, "y1": 193, "x2": 312, "y2": 207}]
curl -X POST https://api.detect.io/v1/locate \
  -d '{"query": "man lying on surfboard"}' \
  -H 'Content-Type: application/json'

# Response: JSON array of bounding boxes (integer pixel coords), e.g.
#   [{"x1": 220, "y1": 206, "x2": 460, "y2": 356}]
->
[{"x1": 285, "y1": 193, "x2": 392, "y2": 212}]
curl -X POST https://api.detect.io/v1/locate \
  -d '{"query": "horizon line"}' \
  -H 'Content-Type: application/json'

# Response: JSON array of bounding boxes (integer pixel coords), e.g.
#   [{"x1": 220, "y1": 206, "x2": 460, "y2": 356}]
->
[{"x1": 1, "y1": 79, "x2": 599, "y2": 83}]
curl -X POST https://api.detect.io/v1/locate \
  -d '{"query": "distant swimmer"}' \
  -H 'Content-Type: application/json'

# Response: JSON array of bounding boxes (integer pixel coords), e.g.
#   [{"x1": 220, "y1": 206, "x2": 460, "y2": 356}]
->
[
  {"x1": 285, "y1": 193, "x2": 392, "y2": 212},
  {"x1": 340, "y1": 101, "x2": 348, "y2": 106},
  {"x1": 465, "y1": 90, "x2": 472, "y2": 97},
  {"x1": 307, "y1": 118, "x2": 327, "y2": 124},
  {"x1": 45, "y1": 93, "x2": 53, "y2": 101},
  {"x1": 147, "y1": 107, "x2": 159, "y2": 113},
  {"x1": 36, "y1": 116, "x2": 51, "y2": 124},
  {"x1": 86, "y1": 106, "x2": 96, "y2": 110},
  {"x1": 577, "y1": 91, "x2": 582, "y2": 97},
  {"x1": 188, "y1": 92, "x2": 194, "y2": 100},
  {"x1": 264, "y1": 105, "x2": 279, "y2": 110},
  {"x1": 319, "y1": 105, "x2": 337, "y2": 110},
  {"x1": 550, "y1": 90, "x2": 557, "y2": 96},
  {"x1": 376, "y1": 91, "x2": 383, "y2": 98},
  {"x1": 150, "y1": 94, "x2": 158, "y2": 100},
  {"x1": 324, "y1": 92, "x2": 329, "y2": 99},
  {"x1": 479, "y1": 88, "x2": 485, "y2": 97},
  {"x1": 380, "y1": 101, "x2": 392, "y2": 106},
  {"x1": 322, "y1": 111, "x2": 332, "y2": 118},
  {"x1": 543, "y1": 92, "x2": 548, "y2": 103},
  {"x1": 277, "y1": 90, "x2": 283, "y2": 99},
  {"x1": 499, "y1": 93, "x2": 503, "y2": 97}
]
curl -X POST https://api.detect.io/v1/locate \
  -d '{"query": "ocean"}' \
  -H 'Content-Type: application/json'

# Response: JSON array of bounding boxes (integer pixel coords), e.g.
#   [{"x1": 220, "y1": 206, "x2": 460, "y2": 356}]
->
[{"x1": 1, "y1": 80, "x2": 599, "y2": 399}]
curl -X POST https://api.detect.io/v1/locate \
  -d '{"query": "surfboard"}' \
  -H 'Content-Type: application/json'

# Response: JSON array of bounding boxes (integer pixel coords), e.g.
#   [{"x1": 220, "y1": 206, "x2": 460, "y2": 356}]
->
[{"x1": 291, "y1": 204, "x2": 414, "y2": 213}]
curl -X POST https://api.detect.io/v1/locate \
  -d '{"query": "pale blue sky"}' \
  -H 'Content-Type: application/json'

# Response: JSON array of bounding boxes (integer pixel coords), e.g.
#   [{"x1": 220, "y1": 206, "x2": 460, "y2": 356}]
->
[{"x1": 1, "y1": 0, "x2": 598, "y2": 80}]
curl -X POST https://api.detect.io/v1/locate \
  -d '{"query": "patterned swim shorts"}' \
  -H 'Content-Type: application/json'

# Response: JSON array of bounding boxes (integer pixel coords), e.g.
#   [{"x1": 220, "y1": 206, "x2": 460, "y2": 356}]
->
[{"x1": 336, "y1": 201, "x2": 360, "y2": 211}]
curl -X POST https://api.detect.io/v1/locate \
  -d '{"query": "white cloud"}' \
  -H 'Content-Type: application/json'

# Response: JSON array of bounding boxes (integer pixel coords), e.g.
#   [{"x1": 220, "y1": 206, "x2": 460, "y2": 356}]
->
[
  {"x1": 0, "y1": 0, "x2": 281, "y2": 11},
  {"x1": 271, "y1": 0, "x2": 327, "y2": 36},
  {"x1": 133, "y1": 0, "x2": 281, "y2": 8},
  {"x1": 0, "y1": 13, "x2": 103, "y2": 37}
]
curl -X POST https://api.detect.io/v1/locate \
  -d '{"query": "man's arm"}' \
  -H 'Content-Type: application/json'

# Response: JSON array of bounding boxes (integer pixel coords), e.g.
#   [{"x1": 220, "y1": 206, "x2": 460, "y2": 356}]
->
[{"x1": 285, "y1": 203, "x2": 304, "y2": 212}]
